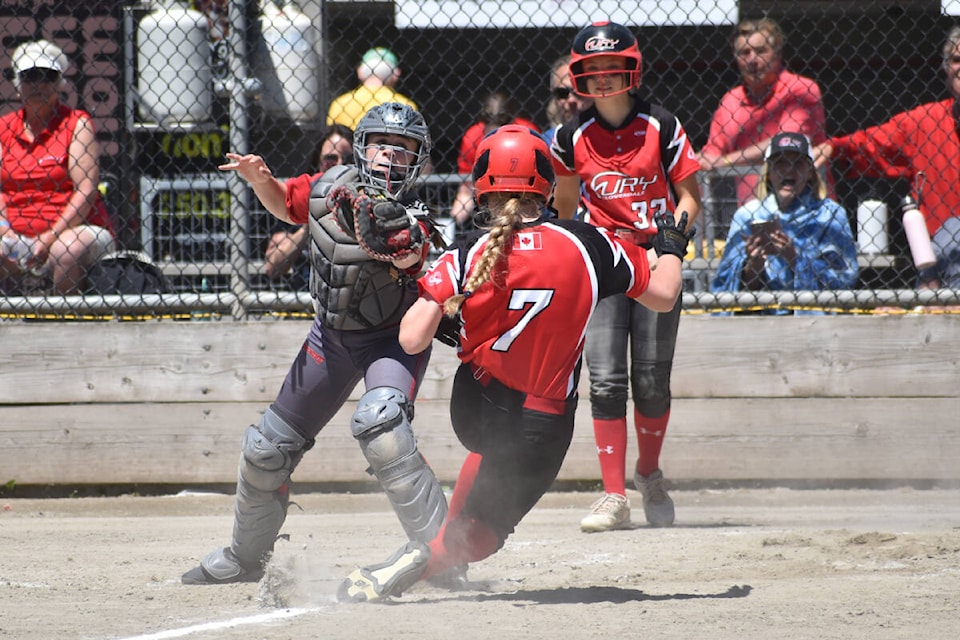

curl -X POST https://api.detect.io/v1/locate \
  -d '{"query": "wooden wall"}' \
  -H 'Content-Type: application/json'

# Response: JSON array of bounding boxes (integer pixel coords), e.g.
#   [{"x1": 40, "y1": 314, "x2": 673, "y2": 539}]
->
[{"x1": 2, "y1": 315, "x2": 958, "y2": 489}]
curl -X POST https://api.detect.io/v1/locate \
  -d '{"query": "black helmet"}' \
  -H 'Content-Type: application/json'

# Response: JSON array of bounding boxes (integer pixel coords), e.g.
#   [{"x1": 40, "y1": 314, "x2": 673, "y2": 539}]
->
[
  {"x1": 569, "y1": 21, "x2": 642, "y2": 98},
  {"x1": 354, "y1": 102, "x2": 432, "y2": 195}
]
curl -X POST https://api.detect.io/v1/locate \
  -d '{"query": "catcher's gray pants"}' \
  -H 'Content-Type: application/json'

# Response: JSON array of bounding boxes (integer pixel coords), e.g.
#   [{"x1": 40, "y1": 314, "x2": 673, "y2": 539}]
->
[{"x1": 222, "y1": 317, "x2": 446, "y2": 571}]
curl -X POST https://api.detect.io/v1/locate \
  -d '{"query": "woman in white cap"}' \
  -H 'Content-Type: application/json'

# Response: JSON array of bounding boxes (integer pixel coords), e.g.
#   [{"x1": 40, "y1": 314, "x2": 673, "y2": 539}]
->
[{"x1": 0, "y1": 39, "x2": 115, "y2": 294}]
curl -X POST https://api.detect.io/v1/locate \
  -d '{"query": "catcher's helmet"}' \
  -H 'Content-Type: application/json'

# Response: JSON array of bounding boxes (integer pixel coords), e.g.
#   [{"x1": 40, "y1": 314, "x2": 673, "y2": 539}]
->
[
  {"x1": 354, "y1": 102, "x2": 432, "y2": 195},
  {"x1": 471, "y1": 125, "x2": 554, "y2": 203},
  {"x1": 569, "y1": 21, "x2": 642, "y2": 98}
]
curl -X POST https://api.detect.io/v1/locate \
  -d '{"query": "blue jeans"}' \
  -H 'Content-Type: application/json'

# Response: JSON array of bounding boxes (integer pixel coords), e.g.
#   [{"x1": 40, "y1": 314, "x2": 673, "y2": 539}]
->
[{"x1": 583, "y1": 293, "x2": 681, "y2": 420}]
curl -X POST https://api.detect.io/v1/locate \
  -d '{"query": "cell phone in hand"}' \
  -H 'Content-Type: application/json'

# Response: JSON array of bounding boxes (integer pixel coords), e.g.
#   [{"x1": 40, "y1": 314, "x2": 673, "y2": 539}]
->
[{"x1": 749, "y1": 219, "x2": 779, "y2": 237}]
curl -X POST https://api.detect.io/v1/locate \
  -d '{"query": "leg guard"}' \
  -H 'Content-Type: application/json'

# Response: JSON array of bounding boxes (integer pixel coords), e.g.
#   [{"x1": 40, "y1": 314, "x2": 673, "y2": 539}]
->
[
  {"x1": 222, "y1": 407, "x2": 311, "y2": 572},
  {"x1": 351, "y1": 387, "x2": 447, "y2": 544}
]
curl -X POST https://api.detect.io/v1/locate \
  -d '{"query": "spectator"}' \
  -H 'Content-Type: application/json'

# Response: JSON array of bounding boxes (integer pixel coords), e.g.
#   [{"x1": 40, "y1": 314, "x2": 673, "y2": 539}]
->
[
  {"x1": 182, "y1": 103, "x2": 457, "y2": 586},
  {"x1": 698, "y1": 18, "x2": 829, "y2": 205},
  {"x1": 337, "y1": 125, "x2": 690, "y2": 603},
  {"x1": 543, "y1": 54, "x2": 591, "y2": 145},
  {"x1": 815, "y1": 26, "x2": 960, "y2": 240},
  {"x1": 710, "y1": 131, "x2": 858, "y2": 305},
  {"x1": 550, "y1": 22, "x2": 702, "y2": 532},
  {"x1": 449, "y1": 91, "x2": 540, "y2": 226},
  {"x1": 263, "y1": 124, "x2": 354, "y2": 289},
  {"x1": 326, "y1": 47, "x2": 417, "y2": 130},
  {"x1": 0, "y1": 40, "x2": 115, "y2": 295}
]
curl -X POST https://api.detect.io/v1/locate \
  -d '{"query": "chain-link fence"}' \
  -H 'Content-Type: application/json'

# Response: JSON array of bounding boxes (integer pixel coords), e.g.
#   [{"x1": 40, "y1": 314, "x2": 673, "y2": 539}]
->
[{"x1": 1, "y1": 0, "x2": 958, "y2": 319}]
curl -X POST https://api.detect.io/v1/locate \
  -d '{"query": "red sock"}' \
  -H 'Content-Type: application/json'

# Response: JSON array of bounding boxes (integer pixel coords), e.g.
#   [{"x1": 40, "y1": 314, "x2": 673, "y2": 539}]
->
[
  {"x1": 447, "y1": 452, "x2": 482, "y2": 521},
  {"x1": 422, "y1": 452, "x2": 481, "y2": 578},
  {"x1": 634, "y1": 408, "x2": 669, "y2": 477},
  {"x1": 424, "y1": 516, "x2": 500, "y2": 580},
  {"x1": 593, "y1": 417, "x2": 627, "y2": 495}
]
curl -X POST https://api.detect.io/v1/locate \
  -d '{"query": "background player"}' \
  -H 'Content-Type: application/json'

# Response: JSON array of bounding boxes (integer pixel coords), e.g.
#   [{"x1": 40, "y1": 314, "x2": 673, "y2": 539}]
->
[
  {"x1": 338, "y1": 125, "x2": 693, "y2": 602},
  {"x1": 550, "y1": 21, "x2": 702, "y2": 532}
]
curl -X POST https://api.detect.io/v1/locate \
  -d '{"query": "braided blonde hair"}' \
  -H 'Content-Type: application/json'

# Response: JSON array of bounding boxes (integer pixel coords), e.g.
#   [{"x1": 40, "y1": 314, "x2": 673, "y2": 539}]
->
[{"x1": 442, "y1": 194, "x2": 540, "y2": 317}]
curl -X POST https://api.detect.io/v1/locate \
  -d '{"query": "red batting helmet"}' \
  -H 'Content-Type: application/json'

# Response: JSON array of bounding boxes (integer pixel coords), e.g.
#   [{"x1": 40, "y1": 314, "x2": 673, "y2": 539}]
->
[
  {"x1": 569, "y1": 21, "x2": 642, "y2": 98},
  {"x1": 471, "y1": 125, "x2": 555, "y2": 203}
]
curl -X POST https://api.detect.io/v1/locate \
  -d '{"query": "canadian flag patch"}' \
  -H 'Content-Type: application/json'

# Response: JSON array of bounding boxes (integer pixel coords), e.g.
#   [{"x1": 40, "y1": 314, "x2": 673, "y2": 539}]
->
[{"x1": 513, "y1": 232, "x2": 542, "y2": 250}]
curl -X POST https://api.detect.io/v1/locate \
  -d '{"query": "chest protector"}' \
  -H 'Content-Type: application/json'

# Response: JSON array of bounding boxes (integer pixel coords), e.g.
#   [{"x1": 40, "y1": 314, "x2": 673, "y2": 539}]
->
[{"x1": 306, "y1": 174, "x2": 416, "y2": 330}]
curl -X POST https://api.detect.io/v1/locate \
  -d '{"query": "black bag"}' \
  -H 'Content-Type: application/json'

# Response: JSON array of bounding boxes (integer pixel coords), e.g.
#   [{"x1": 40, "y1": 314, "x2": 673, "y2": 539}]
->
[{"x1": 86, "y1": 251, "x2": 169, "y2": 295}]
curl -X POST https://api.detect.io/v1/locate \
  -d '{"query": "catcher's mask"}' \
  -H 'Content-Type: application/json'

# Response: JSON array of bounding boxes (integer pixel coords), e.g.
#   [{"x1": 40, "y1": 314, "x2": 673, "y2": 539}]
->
[{"x1": 354, "y1": 102, "x2": 432, "y2": 196}]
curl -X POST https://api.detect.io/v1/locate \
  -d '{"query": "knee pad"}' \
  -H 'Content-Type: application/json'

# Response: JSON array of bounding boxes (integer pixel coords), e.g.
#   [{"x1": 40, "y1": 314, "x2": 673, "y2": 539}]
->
[
  {"x1": 631, "y1": 363, "x2": 672, "y2": 418},
  {"x1": 350, "y1": 386, "x2": 416, "y2": 462},
  {"x1": 240, "y1": 406, "x2": 311, "y2": 492},
  {"x1": 351, "y1": 387, "x2": 447, "y2": 542},
  {"x1": 589, "y1": 392, "x2": 628, "y2": 420}
]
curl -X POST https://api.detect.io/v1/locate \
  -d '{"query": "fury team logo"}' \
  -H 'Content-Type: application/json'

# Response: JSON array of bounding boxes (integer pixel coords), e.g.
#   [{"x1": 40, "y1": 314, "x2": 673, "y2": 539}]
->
[
  {"x1": 584, "y1": 36, "x2": 620, "y2": 52},
  {"x1": 590, "y1": 171, "x2": 658, "y2": 199}
]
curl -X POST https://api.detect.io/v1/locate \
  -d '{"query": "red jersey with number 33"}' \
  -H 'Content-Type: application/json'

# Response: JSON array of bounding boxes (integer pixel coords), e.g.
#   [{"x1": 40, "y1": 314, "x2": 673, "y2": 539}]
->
[
  {"x1": 419, "y1": 218, "x2": 652, "y2": 401},
  {"x1": 550, "y1": 100, "x2": 700, "y2": 239}
]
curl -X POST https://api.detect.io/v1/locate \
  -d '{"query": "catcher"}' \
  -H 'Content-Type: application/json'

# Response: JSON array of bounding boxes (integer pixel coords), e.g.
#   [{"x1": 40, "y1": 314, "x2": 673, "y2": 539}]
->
[{"x1": 182, "y1": 102, "x2": 456, "y2": 586}]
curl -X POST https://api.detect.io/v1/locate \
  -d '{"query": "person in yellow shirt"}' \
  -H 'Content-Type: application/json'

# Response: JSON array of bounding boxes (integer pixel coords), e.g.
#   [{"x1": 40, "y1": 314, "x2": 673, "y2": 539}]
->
[{"x1": 326, "y1": 47, "x2": 417, "y2": 130}]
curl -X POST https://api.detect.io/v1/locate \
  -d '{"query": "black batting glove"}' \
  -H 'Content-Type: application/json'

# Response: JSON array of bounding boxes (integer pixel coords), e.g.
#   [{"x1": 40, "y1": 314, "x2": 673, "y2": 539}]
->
[{"x1": 652, "y1": 211, "x2": 694, "y2": 260}]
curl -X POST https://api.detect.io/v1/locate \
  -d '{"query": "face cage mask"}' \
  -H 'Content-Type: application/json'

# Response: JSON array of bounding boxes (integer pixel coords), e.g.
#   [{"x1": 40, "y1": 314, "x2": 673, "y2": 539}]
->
[{"x1": 357, "y1": 141, "x2": 425, "y2": 196}]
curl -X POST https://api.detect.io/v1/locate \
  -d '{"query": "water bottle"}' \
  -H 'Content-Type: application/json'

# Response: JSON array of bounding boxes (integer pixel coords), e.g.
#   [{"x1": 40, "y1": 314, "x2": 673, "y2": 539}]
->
[
  {"x1": 1, "y1": 235, "x2": 34, "y2": 268},
  {"x1": 900, "y1": 196, "x2": 936, "y2": 270},
  {"x1": 856, "y1": 199, "x2": 888, "y2": 254}
]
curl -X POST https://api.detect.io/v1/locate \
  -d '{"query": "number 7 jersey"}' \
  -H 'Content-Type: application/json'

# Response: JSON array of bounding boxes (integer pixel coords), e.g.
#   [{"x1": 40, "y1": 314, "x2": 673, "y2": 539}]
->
[{"x1": 418, "y1": 217, "x2": 654, "y2": 401}]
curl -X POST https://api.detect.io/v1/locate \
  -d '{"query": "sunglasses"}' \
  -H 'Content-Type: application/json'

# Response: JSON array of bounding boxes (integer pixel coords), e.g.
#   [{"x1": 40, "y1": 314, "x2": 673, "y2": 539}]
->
[
  {"x1": 320, "y1": 152, "x2": 350, "y2": 171},
  {"x1": 18, "y1": 68, "x2": 60, "y2": 84},
  {"x1": 551, "y1": 87, "x2": 573, "y2": 100}
]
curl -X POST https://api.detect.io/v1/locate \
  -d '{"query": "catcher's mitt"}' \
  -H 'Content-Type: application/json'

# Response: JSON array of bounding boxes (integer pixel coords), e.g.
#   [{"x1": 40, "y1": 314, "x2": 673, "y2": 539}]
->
[{"x1": 330, "y1": 185, "x2": 424, "y2": 261}]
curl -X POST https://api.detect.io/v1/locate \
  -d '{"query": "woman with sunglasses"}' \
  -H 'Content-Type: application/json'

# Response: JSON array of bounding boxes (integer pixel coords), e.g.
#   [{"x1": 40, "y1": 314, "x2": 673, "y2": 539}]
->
[
  {"x1": 0, "y1": 39, "x2": 115, "y2": 295},
  {"x1": 543, "y1": 54, "x2": 592, "y2": 146}
]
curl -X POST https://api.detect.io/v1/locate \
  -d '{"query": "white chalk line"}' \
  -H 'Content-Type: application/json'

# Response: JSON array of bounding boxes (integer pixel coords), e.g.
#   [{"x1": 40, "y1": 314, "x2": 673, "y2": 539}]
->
[{"x1": 113, "y1": 606, "x2": 323, "y2": 640}]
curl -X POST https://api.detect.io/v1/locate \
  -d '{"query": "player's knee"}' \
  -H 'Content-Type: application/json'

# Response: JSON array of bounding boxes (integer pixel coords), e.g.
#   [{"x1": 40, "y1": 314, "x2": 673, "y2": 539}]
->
[
  {"x1": 589, "y1": 393, "x2": 628, "y2": 420},
  {"x1": 240, "y1": 407, "x2": 311, "y2": 492},
  {"x1": 632, "y1": 367, "x2": 671, "y2": 417},
  {"x1": 351, "y1": 387, "x2": 419, "y2": 470}
]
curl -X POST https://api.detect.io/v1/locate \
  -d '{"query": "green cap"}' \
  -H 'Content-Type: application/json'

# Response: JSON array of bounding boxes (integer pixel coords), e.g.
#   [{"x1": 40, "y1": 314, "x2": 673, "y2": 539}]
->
[{"x1": 361, "y1": 47, "x2": 398, "y2": 69}]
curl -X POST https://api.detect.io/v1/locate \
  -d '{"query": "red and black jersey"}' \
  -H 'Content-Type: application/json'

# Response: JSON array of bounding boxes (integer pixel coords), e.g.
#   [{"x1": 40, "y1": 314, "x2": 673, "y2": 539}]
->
[
  {"x1": 550, "y1": 99, "x2": 700, "y2": 238},
  {"x1": 418, "y1": 217, "x2": 652, "y2": 401}
]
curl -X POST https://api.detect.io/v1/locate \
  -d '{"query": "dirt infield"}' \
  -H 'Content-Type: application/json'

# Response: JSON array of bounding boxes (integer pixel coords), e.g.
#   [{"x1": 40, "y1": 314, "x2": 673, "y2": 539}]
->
[{"x1": 1, "y1": 488, "x2": 959, "y2": 640}]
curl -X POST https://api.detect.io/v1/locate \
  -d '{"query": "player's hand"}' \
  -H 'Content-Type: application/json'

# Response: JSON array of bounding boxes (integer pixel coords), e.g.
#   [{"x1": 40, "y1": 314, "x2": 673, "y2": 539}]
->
[
  {"x1": 218, "y1": 153, "x2": 273, "y2": 185},
  {"x1": 652, "y1": 211, "x2": 694, "y2": 260}
]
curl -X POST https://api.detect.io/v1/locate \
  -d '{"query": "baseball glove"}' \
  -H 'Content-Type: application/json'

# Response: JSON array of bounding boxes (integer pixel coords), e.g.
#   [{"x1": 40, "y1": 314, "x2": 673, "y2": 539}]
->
[{"x1": 352, "y1": 188, "x2": 424, "y2": 261}]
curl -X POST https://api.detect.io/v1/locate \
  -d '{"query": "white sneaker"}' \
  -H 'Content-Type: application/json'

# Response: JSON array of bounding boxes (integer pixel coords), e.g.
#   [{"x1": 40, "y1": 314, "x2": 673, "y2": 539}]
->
[
  {"x1": 633, "y1": 468, "x2": 675, "y2": 527},
  {"x1": 580, "y1": 493, "x2": 631, "y2": 532}
]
